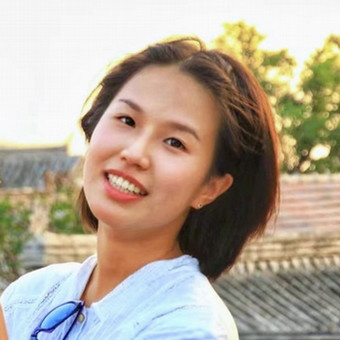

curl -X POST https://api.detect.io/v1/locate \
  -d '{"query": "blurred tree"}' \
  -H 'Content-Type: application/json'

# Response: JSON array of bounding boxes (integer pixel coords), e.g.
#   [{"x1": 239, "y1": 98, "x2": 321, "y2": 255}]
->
[
  {"x1": 213, "y1": 21, "x2": 296, "y2": 104},
  {"x1": 0, "y1": 198, "x2": 31, "y2": 282},
  {"x1": 294, "y1": 35, "x2": 340, "y2": 173},
  {"x1": 279, "y1": 35, "x2": 340, "y2": 173},
  {"x1": 49, "y1": 181, "x2": 84, "y2": 234},
  {"x1": 214, "y1": 22, "x2": 340, "y2": 173}
]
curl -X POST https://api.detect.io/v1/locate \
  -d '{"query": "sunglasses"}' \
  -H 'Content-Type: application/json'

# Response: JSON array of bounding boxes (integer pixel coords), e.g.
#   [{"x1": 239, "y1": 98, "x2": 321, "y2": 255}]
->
[{"x1": 30, "y1": 300, "x2": 85, "y2": 340}]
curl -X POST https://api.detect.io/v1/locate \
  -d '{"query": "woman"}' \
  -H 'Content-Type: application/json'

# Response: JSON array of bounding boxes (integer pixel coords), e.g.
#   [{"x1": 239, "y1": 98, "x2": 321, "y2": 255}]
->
[{"x1": 0, "y1": 37, "x2": 279, "y2": 339}]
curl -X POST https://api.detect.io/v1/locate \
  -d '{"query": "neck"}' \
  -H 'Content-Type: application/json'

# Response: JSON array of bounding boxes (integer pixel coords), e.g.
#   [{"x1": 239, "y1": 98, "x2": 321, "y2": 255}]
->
[
  {"x1": 97, "y1": 224, "x2": 182, "y2": 276},
  {"x1": 81, "y1": 222, "x2": 182, "y2": 305}
]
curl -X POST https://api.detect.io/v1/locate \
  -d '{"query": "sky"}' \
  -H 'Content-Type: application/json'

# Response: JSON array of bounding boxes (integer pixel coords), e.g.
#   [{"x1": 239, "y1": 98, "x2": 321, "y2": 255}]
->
[{"x1": 0, "y1": 0, "x2": 339, "y2": 154}]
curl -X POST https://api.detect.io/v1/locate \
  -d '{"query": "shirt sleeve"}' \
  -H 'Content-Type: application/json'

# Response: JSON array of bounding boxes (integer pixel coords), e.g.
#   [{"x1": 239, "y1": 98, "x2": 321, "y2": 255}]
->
[{"x1": 0, "y1": 279, "x2": 18, "y2": 313}]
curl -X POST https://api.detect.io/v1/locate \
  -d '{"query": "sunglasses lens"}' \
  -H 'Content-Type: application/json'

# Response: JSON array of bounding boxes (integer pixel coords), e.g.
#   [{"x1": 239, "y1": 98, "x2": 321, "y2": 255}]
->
[{"x1": 40, "y1": 302, "x2": 79, "y2": 329}]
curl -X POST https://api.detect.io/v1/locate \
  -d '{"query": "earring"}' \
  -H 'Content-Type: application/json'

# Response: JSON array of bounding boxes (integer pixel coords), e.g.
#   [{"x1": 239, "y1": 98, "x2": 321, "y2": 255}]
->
[{"x1": 197, "y1": 203, "x2": 203, "y2": 209}]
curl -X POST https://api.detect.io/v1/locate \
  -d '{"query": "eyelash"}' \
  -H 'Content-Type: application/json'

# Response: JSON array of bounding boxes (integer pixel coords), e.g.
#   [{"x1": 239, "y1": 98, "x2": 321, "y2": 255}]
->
[{"x1": 118, "y1": 116, "x2": 186, "y2": 150}]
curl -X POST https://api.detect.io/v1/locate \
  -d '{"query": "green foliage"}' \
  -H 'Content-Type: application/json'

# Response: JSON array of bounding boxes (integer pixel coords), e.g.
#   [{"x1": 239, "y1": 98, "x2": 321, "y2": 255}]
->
[
  {"x1": 0, "y1": 198, "x2": 31, "y2": 282},
  {"x1": 281, "y1": 35, "x2": 340, "y2": 173},
  {"x1": 213, "y1": 21, "x2": 340, "y2": 173},
  {"x1": 213, "y1": 21, "x2": 296, "y2": 100},
  {"x1": 49, "y1": 185, "x2": 84, "y2": 234}
]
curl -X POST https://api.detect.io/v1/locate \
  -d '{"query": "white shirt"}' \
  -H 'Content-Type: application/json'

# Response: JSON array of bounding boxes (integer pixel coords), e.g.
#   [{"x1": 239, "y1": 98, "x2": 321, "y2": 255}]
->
[{"x1": 1, "y1": 255, "x2": 239, "y2": 339}]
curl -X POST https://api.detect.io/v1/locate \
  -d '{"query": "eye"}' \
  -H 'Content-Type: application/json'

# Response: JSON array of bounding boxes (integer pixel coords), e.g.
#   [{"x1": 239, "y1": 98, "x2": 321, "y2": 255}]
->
[
  {"x1": 165, "y1": 138, "x2": 185, "y2": 150},
  {"x1": 119, "y1": 116, "x2": 135, "y2": 127}
]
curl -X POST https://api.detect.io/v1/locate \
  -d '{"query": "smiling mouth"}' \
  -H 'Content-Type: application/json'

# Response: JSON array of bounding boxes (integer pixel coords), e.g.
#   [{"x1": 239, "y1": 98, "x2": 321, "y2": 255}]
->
[{"x1": 106, "y1": 173, "x2": 147, "y2": 196}]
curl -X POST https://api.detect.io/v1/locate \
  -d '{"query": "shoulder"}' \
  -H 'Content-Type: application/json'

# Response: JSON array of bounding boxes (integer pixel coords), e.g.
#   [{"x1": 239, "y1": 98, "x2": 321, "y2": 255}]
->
[
  {"x1": 1, "y1": 261, "x2": 81, "y2": 307},
  {"x1": 138, "y1": 256, "x2": 239, "y2": 339},
  {"x1": 159, "y1": 257, "x2": 232, "y2": 316},
  {"x1": 138, "y1": 303, "x2": 238, "y2": 340}
]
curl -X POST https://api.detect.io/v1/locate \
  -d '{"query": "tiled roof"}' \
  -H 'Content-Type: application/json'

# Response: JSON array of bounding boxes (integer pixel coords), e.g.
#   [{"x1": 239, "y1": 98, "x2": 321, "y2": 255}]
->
[
  {"x1": 269, "y1": 174, "x2": 340, "y2": 232},
  {"x1": 0, "y1": 146, "x2": 79, "y2": 189},
  {"x1": 214, "y1": 230, "x2": 340, "y2": 339},
  {"x1": 216, "y1": 257, "x2": 340, "y2": 339}
]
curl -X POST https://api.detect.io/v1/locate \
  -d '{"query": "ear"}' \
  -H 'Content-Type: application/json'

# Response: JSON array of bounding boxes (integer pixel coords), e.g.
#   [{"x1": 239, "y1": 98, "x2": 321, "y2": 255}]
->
[{"x1": 191, "y1": 173, "x2": 233, "y2": 209}]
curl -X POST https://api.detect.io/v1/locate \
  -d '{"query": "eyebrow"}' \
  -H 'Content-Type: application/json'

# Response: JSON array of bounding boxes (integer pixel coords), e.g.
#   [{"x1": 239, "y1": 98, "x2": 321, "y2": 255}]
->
[
  {"x1": 167, "y1": 121, "x2": 200, "y2": 142},
  {"x1": 118, "y1": 98, "x2": 201, "y2": 142},
  {"x1": 118, "y1": 98, "x2": 143, "y2": 112}
]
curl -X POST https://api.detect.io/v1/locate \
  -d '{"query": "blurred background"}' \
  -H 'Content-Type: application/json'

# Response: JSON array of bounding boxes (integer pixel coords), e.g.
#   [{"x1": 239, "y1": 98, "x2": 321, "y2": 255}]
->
[
  {"x1": 0, "y1": 0, "x2": 339, "y2": 173},
  {"x1": 0, "y1": 1, "x2": 340, "y2": 339}
]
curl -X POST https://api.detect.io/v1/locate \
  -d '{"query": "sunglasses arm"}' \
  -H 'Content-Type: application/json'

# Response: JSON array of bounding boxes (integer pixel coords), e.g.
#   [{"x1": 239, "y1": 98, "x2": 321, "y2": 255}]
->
[{"x1": 62, "y1": 308, "x2": 84, "y2": 340}]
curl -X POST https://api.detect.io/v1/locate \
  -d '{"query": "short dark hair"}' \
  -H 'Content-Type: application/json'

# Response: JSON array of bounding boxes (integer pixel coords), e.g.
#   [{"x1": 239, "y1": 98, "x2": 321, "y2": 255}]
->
[{"x1": 78, "y1": 37, "x2": 279, "y2": 280}]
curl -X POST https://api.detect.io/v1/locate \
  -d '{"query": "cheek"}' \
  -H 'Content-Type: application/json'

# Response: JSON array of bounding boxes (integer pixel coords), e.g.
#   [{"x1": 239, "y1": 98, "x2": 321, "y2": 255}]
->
[
  {"x1": 83, "y1": 133, "x2": 113, "y2": 185},
  {"x1": 155, "y1": 157, "x2": 207, "y2": 201},
  {"x1": 86, "y1": 124, "x2": 123, "y2": 164}
]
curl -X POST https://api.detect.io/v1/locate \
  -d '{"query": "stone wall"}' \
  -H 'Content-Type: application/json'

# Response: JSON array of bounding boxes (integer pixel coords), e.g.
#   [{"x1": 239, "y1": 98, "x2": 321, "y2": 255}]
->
[
  {"x1": 19, "y1": 228, "x2": 340, "y2": 271},
  {"x1": 21, "y1": 232, "x2": 97, "y2": 270},
  {"x1": 240, "y1": 229, "x2": 340, "y2": 262},
  {"x1": 1, "y1": 224, "x2": 339, "y2": 293}
]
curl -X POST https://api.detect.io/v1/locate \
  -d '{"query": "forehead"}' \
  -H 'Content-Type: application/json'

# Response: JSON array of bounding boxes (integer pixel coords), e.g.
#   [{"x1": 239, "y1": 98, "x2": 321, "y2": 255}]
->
[{"x1": 112, "y1": 65, "x2": 220, "y2": 131}]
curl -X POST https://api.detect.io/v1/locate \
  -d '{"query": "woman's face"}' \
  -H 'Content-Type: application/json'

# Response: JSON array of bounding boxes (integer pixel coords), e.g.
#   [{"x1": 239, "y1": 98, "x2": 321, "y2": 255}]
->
[{"x1": 83, "y1": 65, "x2": 224, "y2": 242}]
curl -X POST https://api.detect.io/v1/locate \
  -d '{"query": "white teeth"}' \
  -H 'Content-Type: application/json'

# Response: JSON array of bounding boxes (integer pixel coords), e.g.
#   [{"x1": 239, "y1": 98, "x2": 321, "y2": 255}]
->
[
  {"x1": 107, "y1": 174, "x2": 146, "y2": 196},
  {"x1": 122, "y1": 180, "x2": 129, "y2": 189}
]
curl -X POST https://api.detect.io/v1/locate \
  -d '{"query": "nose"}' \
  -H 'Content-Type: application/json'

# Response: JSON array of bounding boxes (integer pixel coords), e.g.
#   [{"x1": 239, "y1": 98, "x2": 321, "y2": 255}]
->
[{"x1": 119, "y1": 136, "x2": 151, "y2": 170}]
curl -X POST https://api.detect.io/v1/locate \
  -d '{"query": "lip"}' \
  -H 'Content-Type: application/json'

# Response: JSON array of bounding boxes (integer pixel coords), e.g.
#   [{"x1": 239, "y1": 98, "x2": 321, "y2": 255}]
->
[{"x1": 103, "y1": 169, "x2": 148, "y2": 202}]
